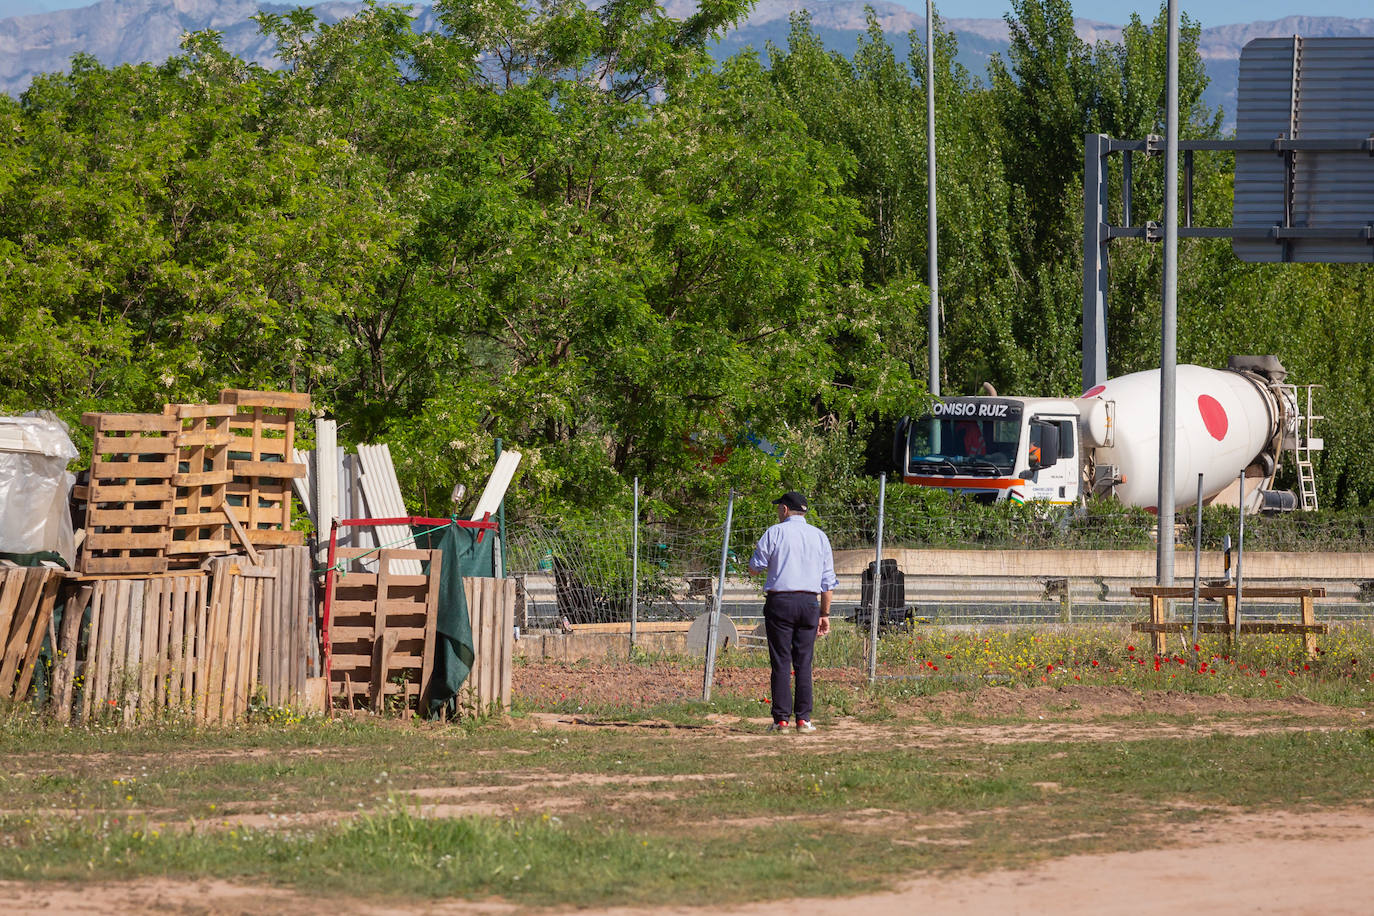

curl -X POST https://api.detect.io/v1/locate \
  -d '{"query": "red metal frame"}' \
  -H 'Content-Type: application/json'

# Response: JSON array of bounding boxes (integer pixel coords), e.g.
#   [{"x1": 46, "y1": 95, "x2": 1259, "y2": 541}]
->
[{"x1": 320, "y1": 514, "x2": 496, "y2": 691}]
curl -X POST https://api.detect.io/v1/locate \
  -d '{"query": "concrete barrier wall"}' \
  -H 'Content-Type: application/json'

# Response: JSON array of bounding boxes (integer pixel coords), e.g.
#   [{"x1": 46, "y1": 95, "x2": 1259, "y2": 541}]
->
[
  {"x1": 834, "y1": 549, "x2": 1374, "y2": 580},
  {"x1": 514, "y1": 630, "x2": 687, "y2": 662}
]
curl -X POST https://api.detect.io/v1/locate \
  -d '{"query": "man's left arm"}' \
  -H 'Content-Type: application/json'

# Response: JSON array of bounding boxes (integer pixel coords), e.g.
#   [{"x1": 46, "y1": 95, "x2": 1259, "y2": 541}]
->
[{"x1": 818, "y1": 532, "x2": 838, "y2": 636}]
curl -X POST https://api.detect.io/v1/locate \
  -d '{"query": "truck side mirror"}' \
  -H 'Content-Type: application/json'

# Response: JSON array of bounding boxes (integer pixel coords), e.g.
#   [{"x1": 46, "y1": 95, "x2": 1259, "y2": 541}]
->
[
  {"x1": 892, "y1": 417, "x2": 910, "y2": 474},
  {"x1": 1029, "y1": 420, "x2": 1061, "y2": 471}
]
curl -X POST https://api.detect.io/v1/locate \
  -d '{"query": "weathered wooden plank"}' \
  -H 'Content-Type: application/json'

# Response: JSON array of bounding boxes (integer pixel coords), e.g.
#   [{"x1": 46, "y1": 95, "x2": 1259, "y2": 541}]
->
[
  {"x1": 81, "y1": 556, "x2": 169, "y2": 576},
  {"x1": 173, "y1": 429, "x2": 234, "y2": 448},
  {"x1": 165, "y1": 403, "x2": 238, "y2": 420},
  {"x1": 0, "y1": 571, "x2": 26, "y2": 667},
  {"x1": 1131, "y1": 621, "x2": 1329, "y2": 634},
  {"x1": 419, "y1": 552, "x2": 442, "y2": 712},
  {"x1": 137, "y1": 579, "x2": 160, "y2": 718},
  {"x1": 245, "y1": 575, "x2": 263, "y2": 716},
  {"x1": 84, "y1": 413, "x2": 181, "y2": 434},
  {"x1": 91, "y1": 455, "x2": 177, "y2": 477},
  {"x1": 230, "y1": 460, "x2": 308, "y2": 479},
  {"x1": 86, "y1": 483, "x2": 176, "y2": 503},
  {"x1": 220, "y1": 389, "x2": 313, "y2": 410},
  {"x1": 3, "y1": 571, "x2": 52, "y2": 700},
  {"x1": 170, "y1": 470, "x2": 235, "y2": 487},
  {"x1": 202, "y1": 562, "x2": 232, "y2": 724},
  {"x1": 498, "y1": 578, "x2": 514, "y2": 713},
  {"x1": 85, "y1": 509, "x2": 174, "y2": 528},
  {"x1": 124, "y1": 579, "x2": 145, "y2": 725},
  {"x1": 221, "y1": 503, "x2": 262, "y2": 565},
  {"x1": 1129, "y1": 586, "x2": 1327, "y2": 599},
  {"x1": 107, "y1": 579, "x2": 131, "y2": 713},
  {"x1": 243, "y1": 529, "x2": 304, "y2": 547},
  {"x1": 53, "y1": 584, "x2": 92, "y2": 724},
  {"x1": 84, "y1": 532, "x2": 173, "y2": 551},
  {"x1": 189, "y1": 575, "x2": 207, "y2": 713},
  {"x1": 331, "y1": 625, "x2": 428, "y2": 642},
  {"x1": 79, "y1": 583, "x2": 106, "y2": 723},
  {"x1": 167, "y1": 540, "x2": 233, "y2": 557}
]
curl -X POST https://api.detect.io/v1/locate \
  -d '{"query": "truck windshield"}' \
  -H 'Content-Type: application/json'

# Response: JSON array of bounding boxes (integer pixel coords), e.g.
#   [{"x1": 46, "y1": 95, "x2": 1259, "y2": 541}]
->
[{"x1": 907, "y1": 405, "x2": 1022, "y2": 476}]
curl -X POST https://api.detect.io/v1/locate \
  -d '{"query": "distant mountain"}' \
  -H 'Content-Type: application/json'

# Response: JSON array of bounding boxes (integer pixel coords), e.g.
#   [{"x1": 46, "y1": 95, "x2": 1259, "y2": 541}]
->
[{"x1": 4, "y1": 0, "x2": 1374, "y2": 130}]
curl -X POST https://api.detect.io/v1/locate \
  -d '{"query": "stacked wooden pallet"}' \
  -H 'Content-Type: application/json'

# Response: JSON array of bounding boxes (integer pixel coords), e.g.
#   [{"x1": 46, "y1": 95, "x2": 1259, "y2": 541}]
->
[
  {"x1": 165, "y1": 402, "x2": 235, "y2": 563},
  {"x1": 327, "y1": 547, "x2": 441, "y2": 713},
  {"x1": 78, "y1": 413, "x2": 180, "y2": 575},
  {"x1": 77, "y1": 391, "x2": 310, "y2": 573},
  {"x1": 0, "y1": 567, "x2": 62, "y2": 704},
  {"x1": 222, "y1": 389, "x2": 309, "y2": 549}
]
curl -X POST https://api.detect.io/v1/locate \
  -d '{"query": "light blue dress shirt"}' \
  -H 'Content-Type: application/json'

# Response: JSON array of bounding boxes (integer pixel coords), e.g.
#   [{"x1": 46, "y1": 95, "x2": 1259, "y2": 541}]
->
[{"x1": 749, "y1": 515, "x2": 839, "y2": 594}]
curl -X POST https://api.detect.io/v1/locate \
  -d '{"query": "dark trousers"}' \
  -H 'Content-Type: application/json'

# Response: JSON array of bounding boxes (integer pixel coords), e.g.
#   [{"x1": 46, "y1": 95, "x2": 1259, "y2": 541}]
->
[{"x1": 764, "y1": 591, "x2": 820, "y2": 723}]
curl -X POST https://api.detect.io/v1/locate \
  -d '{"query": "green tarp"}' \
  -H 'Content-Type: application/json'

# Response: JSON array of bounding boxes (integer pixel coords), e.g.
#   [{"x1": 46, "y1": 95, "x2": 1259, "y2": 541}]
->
[{"x1": 421, "y1": 523, "x2": 494, "y2": 717}]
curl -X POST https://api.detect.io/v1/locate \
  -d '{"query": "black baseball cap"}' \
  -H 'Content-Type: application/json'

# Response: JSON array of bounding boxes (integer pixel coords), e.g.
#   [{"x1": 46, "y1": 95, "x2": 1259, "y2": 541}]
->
[{"x1": 772, "y1": 491, "x2": 807, "y2": 512}]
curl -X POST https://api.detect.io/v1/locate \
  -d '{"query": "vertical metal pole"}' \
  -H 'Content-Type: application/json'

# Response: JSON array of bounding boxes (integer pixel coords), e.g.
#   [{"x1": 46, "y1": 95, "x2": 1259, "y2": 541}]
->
[
  {"x1": 630, "y1": 476, "x2": 639, "y2": 652},
  {"x1": 1157, "y1": 0, "x2": 1180, "y2": 589},
  {"x1": 702, "y1": 489, "x2": 735, "y2": 702},
  {"x1": 1082, "y1": 133, "x2": 1110, "y2": 392},
  {"x1": 867, "y1": 474, "x2": 887, "y2": 684},
  {"x1": 926, "y1": 0, "x2": 940, "y2": 396},
  {"x1": 1191, "y1": 473, "x2": 1203, "y2": 665},
  {"x1": 494, "y1": 438, "x2": 507, "y2": 578},
  {"x1": 1234, "y1": 471, "x2": 1245, "y2": 644}
]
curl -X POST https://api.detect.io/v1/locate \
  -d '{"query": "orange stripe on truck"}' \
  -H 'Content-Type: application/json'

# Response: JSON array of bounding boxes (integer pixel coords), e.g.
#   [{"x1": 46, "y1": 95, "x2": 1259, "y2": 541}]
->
[{"x1": 902, "y1": 476, "x2": 1028, "y2": 489}]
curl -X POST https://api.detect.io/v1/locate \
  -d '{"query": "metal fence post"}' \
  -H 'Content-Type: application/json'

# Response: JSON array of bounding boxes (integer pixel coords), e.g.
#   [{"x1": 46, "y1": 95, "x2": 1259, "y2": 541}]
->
[
  {"x1": 1191, "y1": 473, "x2": 1203, "y2": 665},
  {"x1": 1235, "y1": 471, "x2": 1245, "y2": 644},
  {"x1": 867, "y1": 474, "x2": 886, "y2": 685},
  {"x1": 630, "y1": 476, "x2": 639, "y2": 653},
  {"x1": 702, "y1": 489, "x2": 734, "y2": 702}
]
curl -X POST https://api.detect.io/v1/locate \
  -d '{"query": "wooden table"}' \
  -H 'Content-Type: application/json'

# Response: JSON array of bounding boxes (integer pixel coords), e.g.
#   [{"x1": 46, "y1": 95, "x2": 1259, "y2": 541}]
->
[{"x1": 1129, "y1": 586, "x2": 1326, "y2": 657}]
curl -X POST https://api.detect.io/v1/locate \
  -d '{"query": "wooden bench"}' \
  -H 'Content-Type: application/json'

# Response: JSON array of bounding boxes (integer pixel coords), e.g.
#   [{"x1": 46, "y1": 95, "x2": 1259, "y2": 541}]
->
[{"x1": 1129, "y1": 586, "x2": 1327, "y2": 658}]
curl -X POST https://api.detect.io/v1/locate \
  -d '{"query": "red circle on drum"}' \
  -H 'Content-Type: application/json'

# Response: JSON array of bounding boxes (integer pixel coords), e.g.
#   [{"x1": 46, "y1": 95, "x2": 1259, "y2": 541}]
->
[
  {"x1": 1198, "y1": 395, "x2": 1228, "y2": 440},
  {"x1": 1080, "y1": 385, "x2": 1106, "y2": 398}
]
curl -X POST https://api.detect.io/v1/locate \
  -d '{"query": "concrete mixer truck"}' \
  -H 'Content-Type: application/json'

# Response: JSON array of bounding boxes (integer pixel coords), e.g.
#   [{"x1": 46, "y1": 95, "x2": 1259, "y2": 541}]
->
[{"x1": 894, "y1": 356, "x2": 1320, "y2": 512}]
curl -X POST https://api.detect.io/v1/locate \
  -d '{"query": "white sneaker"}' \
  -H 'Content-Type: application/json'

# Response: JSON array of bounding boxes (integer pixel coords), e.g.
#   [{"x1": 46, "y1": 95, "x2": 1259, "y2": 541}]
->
[
  {"x1": 767, "y1": 721, "x2": 790, "y2": 733},
  {"x1": 795, "y1": 719, "x2": 816, "y2": 733}
]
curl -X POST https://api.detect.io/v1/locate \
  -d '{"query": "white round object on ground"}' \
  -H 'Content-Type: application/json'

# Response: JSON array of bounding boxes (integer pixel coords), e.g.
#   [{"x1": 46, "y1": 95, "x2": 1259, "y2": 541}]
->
[{"x1": 686, "y1": 612, "x2": 738, "y2": 654}]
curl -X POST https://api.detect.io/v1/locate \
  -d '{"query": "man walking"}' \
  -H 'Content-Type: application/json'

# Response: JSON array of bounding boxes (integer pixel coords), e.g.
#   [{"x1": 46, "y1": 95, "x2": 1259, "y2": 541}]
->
[{"x1": 749, "y1": 491, "x2": 837, "y2": 733}]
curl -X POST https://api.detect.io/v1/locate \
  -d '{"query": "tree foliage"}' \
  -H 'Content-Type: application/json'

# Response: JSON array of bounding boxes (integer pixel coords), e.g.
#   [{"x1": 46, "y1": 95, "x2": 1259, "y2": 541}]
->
[{"x1": 1, "y1": 0, "x2": 1371, "y2": 516}]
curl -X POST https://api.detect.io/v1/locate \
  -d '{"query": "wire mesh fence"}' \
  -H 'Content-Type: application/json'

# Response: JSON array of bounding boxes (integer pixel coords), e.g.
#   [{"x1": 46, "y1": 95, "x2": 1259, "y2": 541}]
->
[{"x1": 505, "y1": 492, "x2": 1374, "y2": 664}]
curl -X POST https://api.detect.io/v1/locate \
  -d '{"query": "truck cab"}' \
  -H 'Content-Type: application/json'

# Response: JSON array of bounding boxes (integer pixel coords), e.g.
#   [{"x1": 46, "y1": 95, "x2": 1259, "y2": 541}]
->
[{"x1": 896, "y1": 397, "x2": 1082, "y2": 505}]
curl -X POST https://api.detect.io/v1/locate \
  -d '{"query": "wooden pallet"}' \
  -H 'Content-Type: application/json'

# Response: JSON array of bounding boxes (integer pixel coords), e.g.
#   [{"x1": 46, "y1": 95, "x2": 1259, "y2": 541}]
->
[
  {"x1": 78, "y1": 413, "x2": 180, "y2": 575},
  {"x1": 256, "y1": 547, "x2": 312, "y2": 708},
  {"x1": 464, "y1": 577, "x2": 515, "y2": 713},
  {"x1": 0, "y1": 568, "x2": 62, "y2": 703},
  {"x1": 220, "y1": 389, "x2": 310, "y2": 548},
  {"x1": 327, "y1": 548, "x2": 440, "y2": 714},
  {"x1": 165, "y1": 403, "x2": 236, "y2": 563},
  {"x1": 52, "y1": 572, "x2": 209, "y2": 724}
]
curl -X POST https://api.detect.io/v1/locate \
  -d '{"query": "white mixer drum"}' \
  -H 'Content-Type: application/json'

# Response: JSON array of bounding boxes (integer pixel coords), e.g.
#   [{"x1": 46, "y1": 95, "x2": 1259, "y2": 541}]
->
[{"x1": 1081, "y1": 366, "x2": 1275, "y2": 509}]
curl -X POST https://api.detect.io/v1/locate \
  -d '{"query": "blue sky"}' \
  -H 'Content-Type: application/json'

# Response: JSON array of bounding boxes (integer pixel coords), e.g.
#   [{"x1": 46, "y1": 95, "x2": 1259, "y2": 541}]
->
[{"x1": 1, "y1": 0, "x2": 1371, "y2": 25}]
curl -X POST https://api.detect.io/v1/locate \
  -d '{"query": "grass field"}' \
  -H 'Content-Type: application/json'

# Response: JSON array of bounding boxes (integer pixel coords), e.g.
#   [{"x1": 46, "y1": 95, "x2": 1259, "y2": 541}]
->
[{"x1": 1, "y1": 624, "x2": 1372, "y2": 912}]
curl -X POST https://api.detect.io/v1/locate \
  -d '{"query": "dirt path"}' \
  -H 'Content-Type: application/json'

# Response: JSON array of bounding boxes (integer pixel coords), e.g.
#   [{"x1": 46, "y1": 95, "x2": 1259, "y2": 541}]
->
[{"x1": 6, "y1": 807, "x2": 1373, "y2": 914}]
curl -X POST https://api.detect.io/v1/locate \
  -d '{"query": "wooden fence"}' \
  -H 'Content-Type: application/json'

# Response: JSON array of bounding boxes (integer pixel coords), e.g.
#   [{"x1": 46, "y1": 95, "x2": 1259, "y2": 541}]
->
[
  {"x1": 464, "y1": 577, "x2": 515, "y2": 713},
  {"x1": 1, "y1": 568, "x2": 62, "y2": 704}
]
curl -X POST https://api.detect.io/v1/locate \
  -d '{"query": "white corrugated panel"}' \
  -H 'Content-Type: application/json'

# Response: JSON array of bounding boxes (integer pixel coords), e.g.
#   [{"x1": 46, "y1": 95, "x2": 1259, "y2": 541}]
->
[{"x1": 1233, "y1": 37, "x2": 1374, "y2": 263}]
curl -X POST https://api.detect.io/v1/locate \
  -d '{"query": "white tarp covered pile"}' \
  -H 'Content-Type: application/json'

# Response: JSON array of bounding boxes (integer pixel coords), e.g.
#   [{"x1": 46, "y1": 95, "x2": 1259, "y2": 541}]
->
[{"x1": 0, "y1": 413, "x2": 79, "y2": 565}]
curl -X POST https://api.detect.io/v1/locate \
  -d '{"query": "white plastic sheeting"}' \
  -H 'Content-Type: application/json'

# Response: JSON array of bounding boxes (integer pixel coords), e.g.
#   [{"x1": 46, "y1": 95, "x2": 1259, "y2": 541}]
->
[{"x1": 0, "y1": 413, "x2": 78, "y2": 564}]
